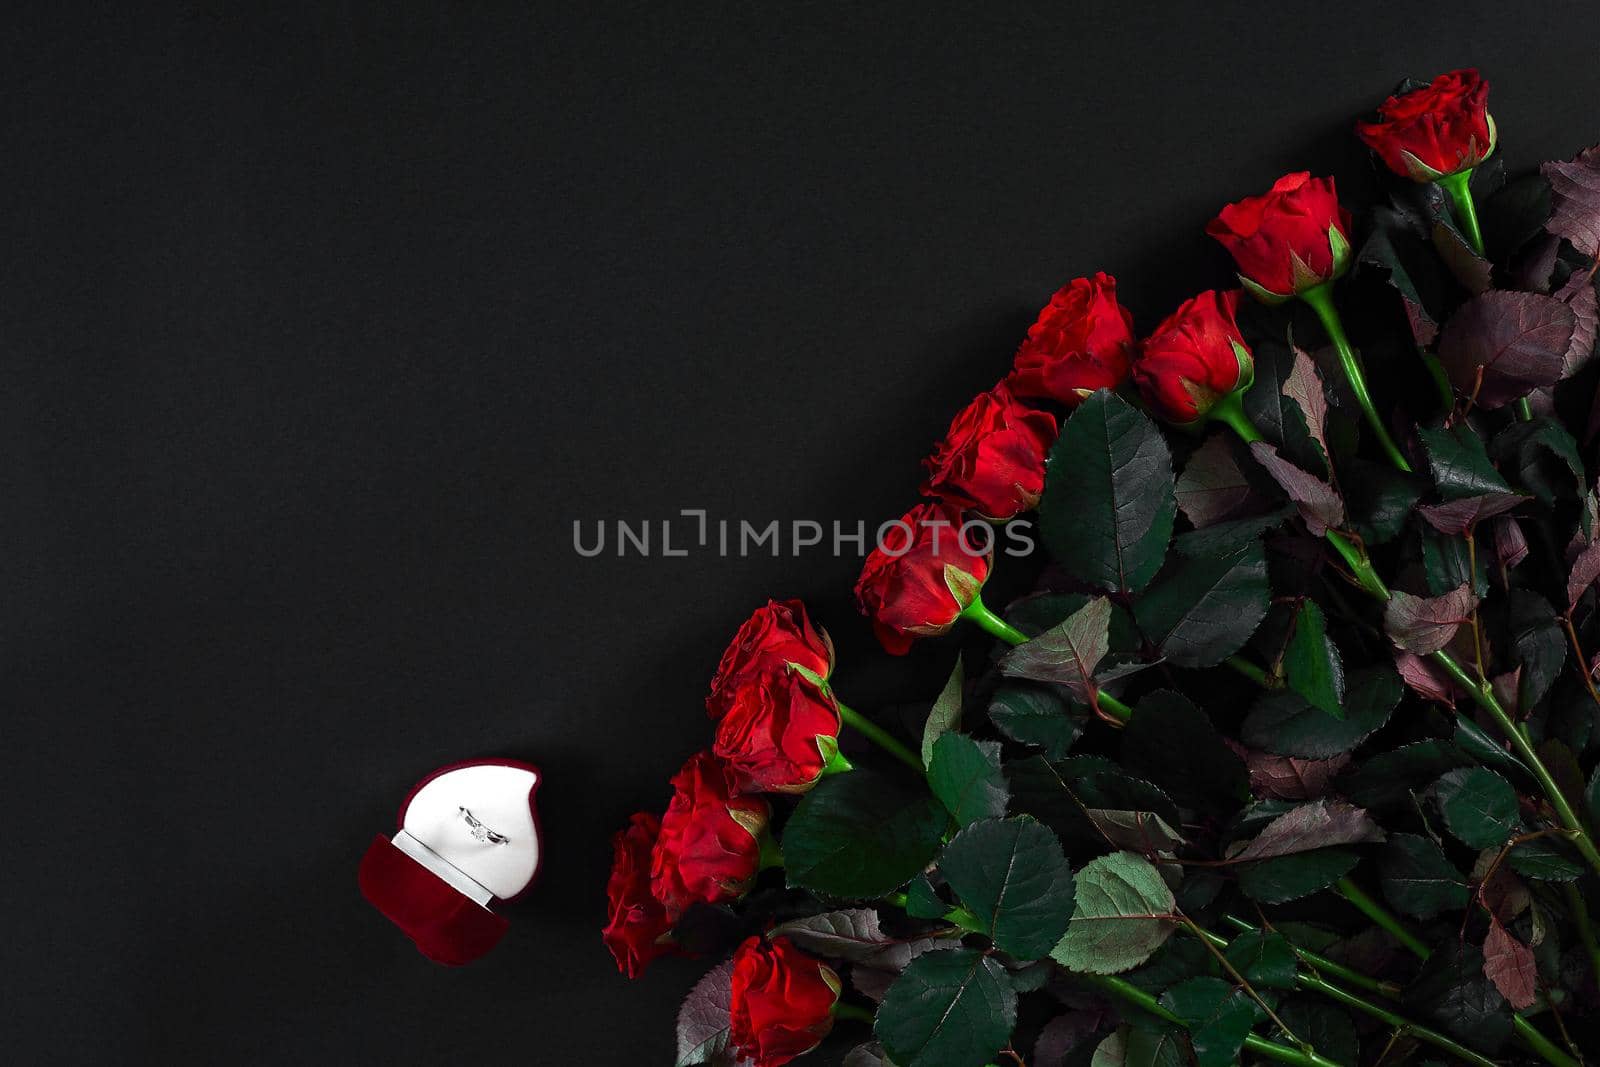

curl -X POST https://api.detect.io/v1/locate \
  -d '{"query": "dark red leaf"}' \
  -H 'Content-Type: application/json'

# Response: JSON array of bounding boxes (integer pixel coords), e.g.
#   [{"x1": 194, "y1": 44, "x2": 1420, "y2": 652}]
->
[
  {"x1": 1438, "y1": 290, "x2": 1577, "y2": 409},
  {"x1": 1543, "y1": 144, "x2": 1600, "y2": 254},
  {"x1": 1384, "y1": 584, "x2": 1479, "y2": 655},
  {"x1": 1176, "y1": 434, "x2": 1256, "y2": 528},
  {"x1": 1483, "y1": 919, "x2": 1537, "y2": 1011},
  {"x1": 1248, "y1": 442, "x2": 1344, "y2": 536},
  {"x1": 1417, "y1": 493, "x2": 1527, "y2": 535}
]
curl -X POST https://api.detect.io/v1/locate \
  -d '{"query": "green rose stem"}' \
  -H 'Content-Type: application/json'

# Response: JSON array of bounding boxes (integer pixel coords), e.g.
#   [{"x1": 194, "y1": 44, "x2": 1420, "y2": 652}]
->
[
  {"x1": 959, "y1": 592, "x2": 1030, "y2": 645},
  {"x1": 1330, "y1": 877, "x2": 1430, "y2": 958},
  {"x1": 1296, "y1": 282, "x2": 1414, "y2": 472},
  {"x1": 1223, "y1": 653, "x2": 1276, "y2": 687},
  {"x1": 1218, "y1": 915, "x2": 1396, "y2": 999},
  {"x1": 1184, "y1": 924, "x2": 1508, "y2": 1067},
  {"x1": 882, "y1": 890, "x2": 982, "y2": 933},
  {"x1": 1323, "y1": 518, "x2": 1600, "y2": 877},
  {"x1": 1561, "y1": 882, "x2": 1600, "y2": 993},
  {"x1": 832, "y1": 1003, "x2": 875, "y2": 1025},
  {"x1": 1416, "y1": 169, "x2": 1500, "y2": 415},
  {"x1": 1245, "y1": 888, "x2": 1579, "y2": 1067},
  {"x1": 1212, "y1": 399, "x2": 1600, "y2": 878},
  {"x1": 834, "y1": 699, "x2": 924, "y2": 774},
  {"x1": 961, "y1": 595, "x2": 1135, "y2": 724},
  {"x1": 1075, "y1": 973, "x2": 1346, "y2": 1067},
  {"x1": 1436, "y1": 169, "x2": 1486, "y2": 258}
]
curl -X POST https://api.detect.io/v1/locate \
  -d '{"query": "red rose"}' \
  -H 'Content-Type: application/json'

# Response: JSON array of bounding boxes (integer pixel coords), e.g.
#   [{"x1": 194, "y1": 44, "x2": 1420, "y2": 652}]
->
[
  {"x1": 1357, "y1": 69, "x2": 1494, "y2": 181},
  {"x1": 921, "y1": 384, "x2": 1059, "y2": 520},
  {"x1": 713, "y1": 667, "x2": 841, "y2": 794},
  {"x1": 1006, "y1": 273, "x2": 1135, "y2": 406},
  {"x1": 1132, "y1": 289, "x2": 1253, "y2": 423},
  {"x1": 601, "y1": 812, "x2": 679, "y2": 978},
  {"x1": 650, "y1": 752, "x2": 770, "y2": 918},
  {"x1": 729, "y1": 936, "x2": 841, "y2": 1067},
  {"x1": 1206, "y1": 173, "x2": 1352, "y2": 300},
  {"x1": 707, "y1": 599, "x2": 834, "y2": 721},
  {"x1": 853, "y1": 500, "x2": 992, "y2": 655}
]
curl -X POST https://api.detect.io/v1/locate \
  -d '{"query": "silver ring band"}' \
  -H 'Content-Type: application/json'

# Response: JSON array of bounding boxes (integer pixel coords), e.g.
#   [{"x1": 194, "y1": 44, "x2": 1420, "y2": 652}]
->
[{"x1": 458, "y1": 806, "x2": 509, "y2": 845}]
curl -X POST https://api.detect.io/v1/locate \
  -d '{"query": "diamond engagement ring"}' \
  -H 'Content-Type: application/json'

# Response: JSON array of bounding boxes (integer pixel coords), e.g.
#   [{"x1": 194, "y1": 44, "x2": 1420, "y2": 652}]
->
[{"x1": 458, "y1": 806, "x2": 509, "y2": 845}]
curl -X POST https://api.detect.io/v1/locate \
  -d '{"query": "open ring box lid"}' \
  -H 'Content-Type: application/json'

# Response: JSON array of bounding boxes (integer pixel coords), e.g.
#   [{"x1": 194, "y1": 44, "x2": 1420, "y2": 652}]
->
[{"x1": 358, "y1": 758, "x2": 542, "y2": 965}]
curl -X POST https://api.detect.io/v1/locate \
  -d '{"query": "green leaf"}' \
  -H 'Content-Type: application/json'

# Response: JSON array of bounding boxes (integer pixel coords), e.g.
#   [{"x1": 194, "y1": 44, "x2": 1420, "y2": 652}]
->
[
  {"x1": 1134, "y1": 541, "x2": 1269, "y2": 668},
  {"x1": 1422, "y1": 529, "x2": 1488, "y2": 597},
  {"x1": 1243, "y1": 339, "x2": 1328, "y2": 476},
  {"x1": 1275, "y1": 1000, "x2": 1359, "y2": 1067},
  {"x1": 1083, "y1": 809, "x2": 1186, "y2": 853},
  {"x1": 784, "y1": 771, "x2": 948, "y2": 898},
  {"x1": 1040, "y1": 390, "x2": 1175, "y2": 596},
  {"x1": 1490, "y1": 417, "x2": 1586, "y2": 506},
  {"x1": 1454, "y1": 717, "x2": 1530, "y2": 780},
  {"x1": 1505, "y1": 589, "x2": 1567, "y2": 711},
  {"x1": 989, "y1": 684, "x2": 1080, "y2": 759},
  {"x1": 921, "y1": 659, "x2": 964, "y2": 769},
  {"x1": 1435, "y1": 768, "x2": 1521, "y2": 850},
  {"x1": 1345, "y1": 456, "x2": 1427, "y2": 545},
  {"x1": 1588, "y1": 763, "x2": 1600, "y2": 828},
  {"x1": 1006, "y1": 756, "x2": 1181, "y2": 849},
  {"x1": 1378, "y1": 833, "x2": 1469, "y2": 919},
  {"x1": 1092, "y1": 1026, "x2": 1189, "y2": 1067},
  {"x1": 1483, "y1": 172, "x2": 1551, "y2": 259},
  {"x1": 1404, "y1": 941, "x2": 1514, "y2": 1053},
  {"x1": 939, "y1": 816, "x2": 1076, "y2": 961},
  {"x1": 1418, "y1": 423, "x2": 1512, "y2": 500},
  {"x1": 1050, "y1": 852, "x2": 1176, "y2": 974},
  {"x1": 905, "y1": 874, "x2": 949, "y2": 919},
  {"x1": 1240, "y1": 667, "x2": 1402, "y2": 758},
  {"x1": 1507, "y1": 837, "x2": 1585, "y2": 882},
  {"x1": 1124, "y1": 937, "x2": 1217, "y2": 994},
  {"x1": 1120, "y1": 689, "x2": 1249, "y2": 809},
  {"x1": 1342, "y1": 740, "x2": 1472, "y2": 811},
  {"x1": 1159, "y1": 977, "x2": 1257, "y2": 1067},
  {"x1": 875, "y1": 948, "x2": 1017, "y2": 1067},
  {"x1": 1224, "y1": 930, "x2": 1298, "y2": 990},
  {"x1": 928, "y1": 733, "x2": 1008, "y2": 827},
  {"x1": 1236, "y1": 848, "x2": 1361, "y2": 904},
  {"x1": 1282, "y1": 599, "x2": 1344, "y2": 717},
  {"x1": 1174, "y1": 509, "x2": 1289, "y2": 557}
]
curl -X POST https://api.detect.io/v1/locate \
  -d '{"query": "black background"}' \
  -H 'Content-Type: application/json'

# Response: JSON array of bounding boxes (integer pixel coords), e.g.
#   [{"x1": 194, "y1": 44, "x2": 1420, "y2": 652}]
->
[{"x1": 6, "y1": 2, "x2": 1600, "y2": 1063}]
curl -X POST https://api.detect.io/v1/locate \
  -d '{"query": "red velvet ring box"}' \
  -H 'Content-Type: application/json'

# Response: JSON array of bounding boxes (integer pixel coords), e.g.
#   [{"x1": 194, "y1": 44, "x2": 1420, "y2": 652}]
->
[{"x1": 358, "y1": 758, "x2": 542, "y2": 965}]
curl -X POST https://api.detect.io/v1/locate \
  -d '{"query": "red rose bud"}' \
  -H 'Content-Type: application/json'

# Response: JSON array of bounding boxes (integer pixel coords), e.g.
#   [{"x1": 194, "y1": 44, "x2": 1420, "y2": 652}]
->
[
  {"x1": 1357, "y1": 69, "x2": 1495, "y2": 181},
  {"x1": 1132, "y1": 289, "x2": 1254, "y2": 424},
  {"x1": 729, "y1": 936, "x2": 841, "y2": 1067},
  {"x1": 1207, "y1": 173, "x2": 1353, "y2": 302},
  {"x1": 650, "y1": 752, "x2": 771, "y2": 918},
  {"x1": 921, "y1": 384, "x2": 1058, "y2": 520},
  {"x1": 853, "y1": 500, "x2": 992, "y2": 656},
  {"x1": 713, "y1": 667, "x2": 842, "y2": 794},
  {"x1": 706, "y1": 599, "x2": 834, "y2": 721},
  {"x1": 601, "y1": 812, "x2": 680, "y2": 978},
  {"x1": 1006, "y1": 273, "x2": 1135, "y2": 406}
]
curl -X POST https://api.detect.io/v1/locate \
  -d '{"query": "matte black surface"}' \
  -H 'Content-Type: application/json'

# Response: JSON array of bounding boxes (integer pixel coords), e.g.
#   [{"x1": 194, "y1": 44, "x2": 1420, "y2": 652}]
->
[{"x1": 5, "y1": 3, "x2": 1599, "y2": 1063}]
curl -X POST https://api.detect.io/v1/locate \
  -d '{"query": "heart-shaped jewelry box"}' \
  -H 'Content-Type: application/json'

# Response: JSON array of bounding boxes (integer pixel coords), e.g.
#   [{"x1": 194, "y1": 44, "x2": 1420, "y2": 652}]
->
[{"x1": 358, "y1": 758, "x2": 542, "y2": 965}]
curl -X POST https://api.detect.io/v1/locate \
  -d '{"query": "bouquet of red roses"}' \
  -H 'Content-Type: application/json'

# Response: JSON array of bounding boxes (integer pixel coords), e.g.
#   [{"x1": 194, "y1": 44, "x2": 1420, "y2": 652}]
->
[{"x1": 605, "y1": 69, "x2": 1600, "y2": 1067}]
